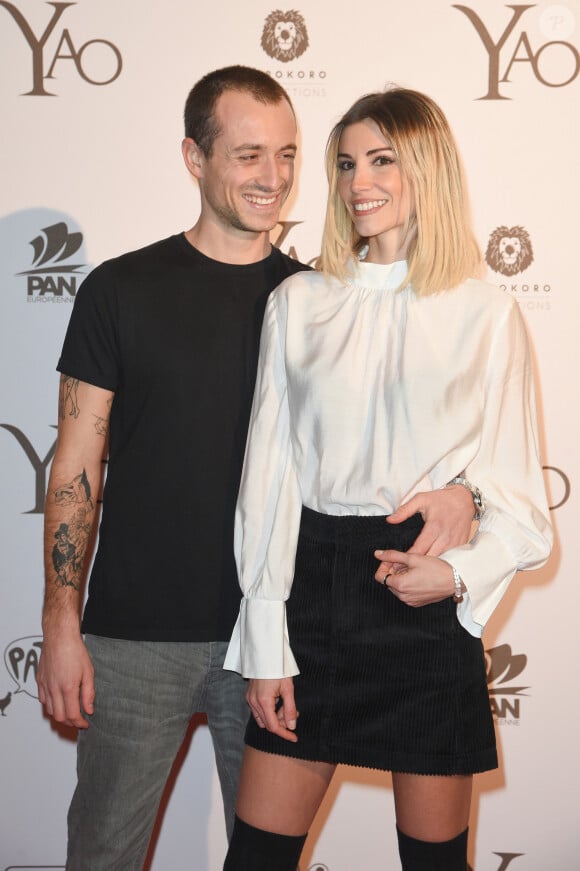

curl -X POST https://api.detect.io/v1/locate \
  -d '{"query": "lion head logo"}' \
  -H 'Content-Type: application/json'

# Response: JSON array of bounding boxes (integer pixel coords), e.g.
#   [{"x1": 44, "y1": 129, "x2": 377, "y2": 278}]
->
[
  {"x1": 261, "y1": 9, "x2": 309, "y2": 62},
  {"x1": 485, "y1": 225, "x2": 534, "y2": 277}
]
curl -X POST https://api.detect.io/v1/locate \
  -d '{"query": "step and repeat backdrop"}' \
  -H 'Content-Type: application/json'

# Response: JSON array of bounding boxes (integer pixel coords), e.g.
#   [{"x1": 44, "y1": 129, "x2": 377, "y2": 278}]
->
[{"x1": 0, "y1": 1, "x2": 577, "y2": 869}]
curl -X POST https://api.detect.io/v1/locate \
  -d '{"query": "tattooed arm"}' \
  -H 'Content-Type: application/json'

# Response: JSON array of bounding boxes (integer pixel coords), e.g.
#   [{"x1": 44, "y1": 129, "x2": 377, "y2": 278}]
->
[{"x1": 37, "y1": 374, "x2": 113, "y2": 729}]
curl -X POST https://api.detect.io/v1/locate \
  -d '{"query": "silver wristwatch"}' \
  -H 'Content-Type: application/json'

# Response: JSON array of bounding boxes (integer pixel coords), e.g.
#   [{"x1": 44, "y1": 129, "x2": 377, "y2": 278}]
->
[{"x1": 446, "y1": 476, "x2": 486, "y2": 521}]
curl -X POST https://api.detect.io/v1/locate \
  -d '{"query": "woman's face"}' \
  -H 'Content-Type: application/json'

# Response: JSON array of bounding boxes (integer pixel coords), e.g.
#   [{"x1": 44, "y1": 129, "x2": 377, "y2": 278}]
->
[{"x1": 337, "y1": 119, "x2": 414, "y2": 263}]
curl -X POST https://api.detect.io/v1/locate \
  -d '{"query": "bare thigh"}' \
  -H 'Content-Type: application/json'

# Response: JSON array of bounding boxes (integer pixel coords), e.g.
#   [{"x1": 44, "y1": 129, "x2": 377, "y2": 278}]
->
[
  {"x1": 235, "y1": 746, "x2": 336, "y2": 835},
  {"x1": 392, "y1": 772, "x2": 473, "y2": 842}
]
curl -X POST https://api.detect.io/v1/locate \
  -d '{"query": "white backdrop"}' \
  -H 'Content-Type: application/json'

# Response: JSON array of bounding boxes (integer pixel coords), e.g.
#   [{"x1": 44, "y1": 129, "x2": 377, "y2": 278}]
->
[{"x1": 0, "y1": 2, "x2": 577, "y2": 869}]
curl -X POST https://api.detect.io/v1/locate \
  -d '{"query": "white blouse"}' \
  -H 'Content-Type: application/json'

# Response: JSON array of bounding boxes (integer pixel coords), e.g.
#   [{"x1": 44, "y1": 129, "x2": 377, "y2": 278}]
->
[{"x1": 224, "y1": 260, "x2": 552, "y2": 679}]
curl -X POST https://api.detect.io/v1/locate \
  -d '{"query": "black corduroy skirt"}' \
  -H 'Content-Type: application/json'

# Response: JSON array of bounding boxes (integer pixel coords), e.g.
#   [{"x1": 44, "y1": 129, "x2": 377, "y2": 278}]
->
[{"x1": 245, "y1": 506, "x2": 497, "y2": 775}]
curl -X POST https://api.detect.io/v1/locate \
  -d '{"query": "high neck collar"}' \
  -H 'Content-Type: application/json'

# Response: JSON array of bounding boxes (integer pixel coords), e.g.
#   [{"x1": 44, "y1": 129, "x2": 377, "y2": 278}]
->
[{"x1": 345, "y1": 258, "x2": 409, "y2": 291}]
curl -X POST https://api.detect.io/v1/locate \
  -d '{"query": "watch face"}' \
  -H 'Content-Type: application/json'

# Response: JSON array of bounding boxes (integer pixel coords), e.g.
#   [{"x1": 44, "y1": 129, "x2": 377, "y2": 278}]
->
[{"x1": 473, "y1": 490, "x2": 485, "y2": 518}]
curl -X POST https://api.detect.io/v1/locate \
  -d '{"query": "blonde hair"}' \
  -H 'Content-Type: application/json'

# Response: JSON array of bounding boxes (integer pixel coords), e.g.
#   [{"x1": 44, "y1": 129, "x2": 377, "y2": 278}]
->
[{"x1": 318, "y1": 88, "x2": 482, "y2": 295}]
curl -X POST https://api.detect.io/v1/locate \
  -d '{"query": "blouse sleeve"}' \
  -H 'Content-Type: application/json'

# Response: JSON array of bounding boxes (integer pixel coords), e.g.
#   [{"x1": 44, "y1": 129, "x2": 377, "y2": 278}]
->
[
  {"x1": 441, "y1": 298, "x2": 553, "y2": 637},
  {"x1": 224, "y1": 289, "x2": 303, "y2": 678}
]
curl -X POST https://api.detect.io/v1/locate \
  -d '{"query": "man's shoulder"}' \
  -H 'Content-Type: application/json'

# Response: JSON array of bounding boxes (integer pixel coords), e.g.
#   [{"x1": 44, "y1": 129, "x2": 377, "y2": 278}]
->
[
  {"x1": 79, "y1": 235, "x2": 184, "y2": 294},
  {"x1": 269, "y1": 247, "x2": 313, "y2": 280},
  {"x1": 104, "y1": 234, "x2": 183, "y2": 273}
]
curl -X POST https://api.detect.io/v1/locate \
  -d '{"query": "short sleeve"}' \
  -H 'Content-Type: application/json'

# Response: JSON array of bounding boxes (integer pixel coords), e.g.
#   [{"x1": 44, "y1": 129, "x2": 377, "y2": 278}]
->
[{"x1": 57, "y1": 261, "x2": 120, "y2": 391}]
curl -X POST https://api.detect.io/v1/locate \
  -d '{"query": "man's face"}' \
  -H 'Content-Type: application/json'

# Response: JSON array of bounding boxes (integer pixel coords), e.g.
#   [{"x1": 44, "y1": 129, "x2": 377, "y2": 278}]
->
[{"x1": 197, "y1": 90, "x2": 297, "y2": 236}]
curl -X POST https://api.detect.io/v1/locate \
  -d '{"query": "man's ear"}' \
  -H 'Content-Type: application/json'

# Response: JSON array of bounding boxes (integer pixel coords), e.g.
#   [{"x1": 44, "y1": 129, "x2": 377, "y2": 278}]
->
[{"x1": 182, "y1": 138, "x2": 204, "y2": 179}]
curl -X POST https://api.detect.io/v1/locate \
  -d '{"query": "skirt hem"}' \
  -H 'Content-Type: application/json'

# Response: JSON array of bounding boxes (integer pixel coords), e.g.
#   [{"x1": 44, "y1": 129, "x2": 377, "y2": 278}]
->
[{"x1": 245, "y1": 726, "x2": 498, "y2": 776}]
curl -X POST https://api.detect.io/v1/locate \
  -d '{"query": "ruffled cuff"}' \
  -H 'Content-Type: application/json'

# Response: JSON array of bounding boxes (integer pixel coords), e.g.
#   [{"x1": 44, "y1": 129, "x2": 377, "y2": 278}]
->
[
  {"x1": 441, "y1": 530, "x2": 517, "y2": 637},
  {"x1": 223, "y1": 597, "x2": 300, "y2": 678}
]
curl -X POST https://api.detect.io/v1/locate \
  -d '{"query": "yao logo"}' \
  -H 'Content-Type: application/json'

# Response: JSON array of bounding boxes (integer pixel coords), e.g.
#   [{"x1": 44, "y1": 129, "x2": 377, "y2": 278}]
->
[
  {"x1": 1, "y1": 636, "x2": 43, "y2": 716},
  {"x1": 485, "y1": 225, "x2": 534, "y2": 277},
  {"x1": 468, "y1": 855, "x2": 525, "y2": 871},
  {"x1": 273, "y1": 220, "x2": 318, "y2": 266},
  {"x1": 453, "y1": 4, "x2": 579, "y2": 99},
  {"x1": 0, "y1": 0, "x2": 123, "y2": 96},
  {"x1": 305, "y1": 856, "x2": 525, "y2": 870},
  {"x1": 261, "y1": 9, "x2": 309, "y2": 62},
  {"x1": 0, "y1": 423, "x2": 56, "y2": 514},
  {"x1": 486, "y1": 643, "x2": 528, "y2": 722},
  {"x1": 18, "y1": 221, "x2": 86, "y2": 302},
  {"x1": 544, "y1": 465, "x2": 570, "y2": 511}
]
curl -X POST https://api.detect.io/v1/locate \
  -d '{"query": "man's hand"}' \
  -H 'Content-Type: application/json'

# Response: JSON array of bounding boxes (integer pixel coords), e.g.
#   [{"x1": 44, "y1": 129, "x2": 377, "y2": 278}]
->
[
  {"x1": 374, "y1": 551, "x2": 455, "y2": 607},
  {"x1": 375, "y1": 485, "x2": 474, "y2": 581},
  {"x1": 37, "y1": 631, "x2": 94, "y2": 729},
  {"x1": 246, "y1": 677, "x2": 298, "y2": 743}
]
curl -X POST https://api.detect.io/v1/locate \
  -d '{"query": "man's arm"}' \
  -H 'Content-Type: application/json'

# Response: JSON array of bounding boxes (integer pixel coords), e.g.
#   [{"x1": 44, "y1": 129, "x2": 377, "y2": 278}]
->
[
  {"x1": 36, "y1": 375, "x2": 113, "y2": 728},
  {"x1": 374, "y1": 484, "x2": 476, "y2": 581}
]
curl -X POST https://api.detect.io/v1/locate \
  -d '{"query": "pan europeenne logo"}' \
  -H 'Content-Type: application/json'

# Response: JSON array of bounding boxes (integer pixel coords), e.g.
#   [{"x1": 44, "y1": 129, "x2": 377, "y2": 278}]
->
[
  {"x1": 0, "y1": 636, "x2": 43, "y2": 719},
  {"x1": 485, "y1": 226, "x2": 534, "y2": 277},
  {"x1": 18, "y1": 221, "x2": 86, "y2": 301},
  {"x1": 261, "y1": 9, "x2": 309, "y2": 62},
  {"x1": 486, "y1": 643, "x2": 528, "y2": 722},
  {"x1": 0, "y1": 0, "x2": 123, "y2": 96}
]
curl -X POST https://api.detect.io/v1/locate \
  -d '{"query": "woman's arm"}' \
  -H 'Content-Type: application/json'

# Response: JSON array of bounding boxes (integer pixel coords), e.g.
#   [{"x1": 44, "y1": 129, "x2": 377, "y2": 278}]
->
[
  {"x1": 377, "y1": 299, "x2": 552, "y2": 634},
  {"x1": 224, "y1": 289, "x2": 303, "y2": 679}
]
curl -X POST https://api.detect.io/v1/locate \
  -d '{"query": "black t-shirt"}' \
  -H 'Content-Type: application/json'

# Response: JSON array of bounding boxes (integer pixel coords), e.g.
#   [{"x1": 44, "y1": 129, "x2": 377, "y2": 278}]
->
[{"x1": 57, "y1": 233, "x2": 310, "y2": 641}]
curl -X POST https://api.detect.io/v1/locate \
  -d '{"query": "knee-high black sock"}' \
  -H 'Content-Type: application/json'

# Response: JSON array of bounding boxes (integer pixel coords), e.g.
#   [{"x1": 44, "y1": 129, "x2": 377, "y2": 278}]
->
[
  {"x1": 396, "y1": 825, "x2": 469, "y2": 871},
  {"x1": 223, "y1": 815, "x2": 307, "y2": 871}
]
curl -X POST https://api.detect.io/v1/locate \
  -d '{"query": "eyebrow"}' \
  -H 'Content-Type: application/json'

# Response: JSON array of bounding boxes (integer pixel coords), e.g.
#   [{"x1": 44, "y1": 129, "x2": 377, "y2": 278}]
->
[
  {"x1": 337, "y1": 146, "x2": 395, "y2": 159},
  {"x1": 231, "y1": 143, "x2": 297, "y2": 153}
]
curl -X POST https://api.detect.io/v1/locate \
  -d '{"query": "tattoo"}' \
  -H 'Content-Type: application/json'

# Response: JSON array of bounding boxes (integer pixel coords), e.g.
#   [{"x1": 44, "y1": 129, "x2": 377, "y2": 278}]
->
[
  {"x1": 93, "y1": 415, "x2": 109, "y2": 436},
  {"x1": 93, "y1": 396, "x2": 113, "y2": 436},
  {"x1": 51, "y1": 469, "x2": 95, "y2": 590},
  {"x1": 58, "y1": 376, "x2": 80, "y2": 420}
]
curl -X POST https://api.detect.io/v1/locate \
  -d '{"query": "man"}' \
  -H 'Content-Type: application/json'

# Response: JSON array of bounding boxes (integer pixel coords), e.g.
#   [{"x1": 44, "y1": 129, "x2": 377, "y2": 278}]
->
[{"x1": 37, "y1": 66, "x2": 476, "y2": 870}]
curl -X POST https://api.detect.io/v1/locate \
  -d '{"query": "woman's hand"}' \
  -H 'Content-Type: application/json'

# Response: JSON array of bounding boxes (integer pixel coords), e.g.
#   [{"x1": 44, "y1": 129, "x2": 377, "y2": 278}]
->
[
  {"x1": 375, "y1": 486, "x2": 475, "y2": 577},
  {"x1": 373, "y1": 550, "x2": 455, "y2": 606},
  {"x1": 246, "y1": 677, "x2": 299, "y2": 743}
]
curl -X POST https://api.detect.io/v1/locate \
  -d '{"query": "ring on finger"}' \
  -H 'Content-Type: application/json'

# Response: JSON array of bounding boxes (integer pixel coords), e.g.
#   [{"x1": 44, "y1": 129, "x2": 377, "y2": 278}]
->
[{"x1": 382, "y1": 573, "x2": 390, "y2": 586}]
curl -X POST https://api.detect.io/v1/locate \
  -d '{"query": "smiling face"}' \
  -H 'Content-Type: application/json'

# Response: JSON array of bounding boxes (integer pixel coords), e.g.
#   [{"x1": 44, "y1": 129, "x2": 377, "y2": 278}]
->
[
  {"x1": 337, "y1": 118, "x2": 414, "y2": 264},
  {"x1": 191, "y1": 90, "x2": 297, "y2": 239}
]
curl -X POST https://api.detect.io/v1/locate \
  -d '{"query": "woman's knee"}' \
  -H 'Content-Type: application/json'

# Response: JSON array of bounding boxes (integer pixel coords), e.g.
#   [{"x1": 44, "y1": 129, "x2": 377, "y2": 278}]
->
[
  {"x1": 223, "y1": 815, "x2": 307, "y2": 871},
  {"x1": 396, "y1": 825, "x2": 469, "y2": 871},
  {"x1": 236, "y1": 748, "x2": 335, "y2": 835},
  {"x1": 392, "y1": 772, "x2": 472, "y2": 841}
]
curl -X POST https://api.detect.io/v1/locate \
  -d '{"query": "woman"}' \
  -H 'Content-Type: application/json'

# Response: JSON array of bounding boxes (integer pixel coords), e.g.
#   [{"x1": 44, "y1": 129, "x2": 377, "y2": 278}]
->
[{"x1": 223, "y1": 88, "x2": 552, "y2": 870}]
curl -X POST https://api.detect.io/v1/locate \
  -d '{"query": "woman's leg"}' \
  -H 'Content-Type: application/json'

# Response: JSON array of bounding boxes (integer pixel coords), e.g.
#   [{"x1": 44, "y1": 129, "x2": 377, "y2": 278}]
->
[
  {"x1": 392, "y1": 772, "x2": 472, "y2": 871},
  {"x1": 237, "y1": 746, "x2": 336, "y2": 833},
  {"x1": 223, "y1": 746, "x2": 335, "y2": 869},
  {"x1": 392, "y1": 772, "x2": 472, "y2": 841}
]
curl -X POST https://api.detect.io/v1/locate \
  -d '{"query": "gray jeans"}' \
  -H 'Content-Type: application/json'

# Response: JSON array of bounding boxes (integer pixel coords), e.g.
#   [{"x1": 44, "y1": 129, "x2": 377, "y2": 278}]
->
[{"x1": 66, "y1": 636, "x2": 248, "y2": 871}]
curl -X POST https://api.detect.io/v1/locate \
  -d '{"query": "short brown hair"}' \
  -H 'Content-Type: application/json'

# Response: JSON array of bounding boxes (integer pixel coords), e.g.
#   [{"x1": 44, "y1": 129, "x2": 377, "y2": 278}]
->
[{"x1": 184, "y1": 65, "x2": 295, "y2": 156}]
